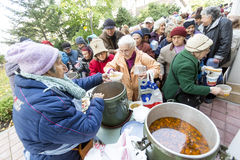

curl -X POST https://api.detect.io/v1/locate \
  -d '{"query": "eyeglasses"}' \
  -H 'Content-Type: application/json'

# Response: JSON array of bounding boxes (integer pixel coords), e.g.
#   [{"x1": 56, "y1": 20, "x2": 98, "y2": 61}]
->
[{"x1": 119, "y1": 49, "x2": 130, "y2": 53}]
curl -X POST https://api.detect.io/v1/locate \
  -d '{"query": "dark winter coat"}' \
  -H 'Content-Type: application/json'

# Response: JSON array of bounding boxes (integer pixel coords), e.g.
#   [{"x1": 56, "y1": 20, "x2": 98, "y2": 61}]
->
[
  {"x1": 99, "y1": 30, "x2": 124, "y2": 54},
  {"x1": 198, "y1": 17, "x2": 233, "y2": 66}
]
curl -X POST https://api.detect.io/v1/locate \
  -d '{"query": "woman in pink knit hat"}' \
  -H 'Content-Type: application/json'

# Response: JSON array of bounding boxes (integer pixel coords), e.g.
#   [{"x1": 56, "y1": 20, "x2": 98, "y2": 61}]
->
[{"x1": 6, "y1": 41, "x2": 110, "y2": 160}]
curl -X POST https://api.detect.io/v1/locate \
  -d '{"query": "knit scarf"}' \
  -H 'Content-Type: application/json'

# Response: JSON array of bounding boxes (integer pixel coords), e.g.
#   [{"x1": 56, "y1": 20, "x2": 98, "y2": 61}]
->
[{"x1": 20, "y1": 71, "x2": 86, "y2": 100}]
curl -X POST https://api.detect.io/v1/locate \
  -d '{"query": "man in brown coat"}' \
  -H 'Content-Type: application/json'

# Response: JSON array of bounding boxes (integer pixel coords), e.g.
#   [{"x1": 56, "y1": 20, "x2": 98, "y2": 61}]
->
[{"x1": 99, "y1": 18, "x2": 124, "y2": 55}]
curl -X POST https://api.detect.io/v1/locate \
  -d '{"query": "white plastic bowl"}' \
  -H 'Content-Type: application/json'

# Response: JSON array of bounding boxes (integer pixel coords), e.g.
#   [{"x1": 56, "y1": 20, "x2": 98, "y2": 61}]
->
[
  {"x1": 216, "y1": 84, "x2": 232, "y2": 97},
  {"x1": 109, "y1": 71, "x2": 123, "y2": 81},
  {"x1": 129, "y1": 101, "x2": 143, "y2": 110}
]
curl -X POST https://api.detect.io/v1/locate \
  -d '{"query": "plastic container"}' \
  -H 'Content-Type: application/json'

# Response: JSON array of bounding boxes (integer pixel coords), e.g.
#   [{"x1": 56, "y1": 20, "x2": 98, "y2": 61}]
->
[
  {"x1": 129, "y1": 101, "x2": 143, "y2": 110},
  {"x1": 109, "y1": 71, "x2": 123, "y2": 82},
  {"x1": 134, "y1": 65, "x2": 146, "y2": 75},
  {"x1": 206, "y1": 74, "x2": 218, "y2": 86},
  {"x1": 132, "y1": 106, "x2": 150, "y2": 123},
  {"x1": 120, "y1": 121, "x2": 144, "y2": 138},
  {"x1": 216, "y1": 84, "x2": 232, "y2": 96}
]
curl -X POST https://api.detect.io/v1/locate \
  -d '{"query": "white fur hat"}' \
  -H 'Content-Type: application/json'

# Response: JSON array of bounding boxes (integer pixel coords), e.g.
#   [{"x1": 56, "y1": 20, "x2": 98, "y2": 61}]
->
[
  {"x1": 153, "y1": 17, "x2": 166, "y2": 32},
  {"x1": 185, "y1": 34, "x2": 213, "y2": 52}
]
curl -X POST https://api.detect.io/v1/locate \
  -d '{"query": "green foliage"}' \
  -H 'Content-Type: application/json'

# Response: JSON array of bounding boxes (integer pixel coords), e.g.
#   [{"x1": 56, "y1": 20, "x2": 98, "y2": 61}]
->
[
  {"x1": 137, "y1": 3, "x2": 180, "y2": 23},
  {"x1": 191, "y1": 0, "x2": 226, "y2": 11},
  {"x1": 0, "y1": 55, "x2": 5, "y2": 64},
  {"x1": 6, "y1": 0, "x2": 65, "y2": 46},
  {"x1": 0, "y1": 68, "x2": 13, "y2": 124},
  {"x1": 115, "y1": 7, "x2": 137, "y2": 27},
  {"x1": 60, "y1": 0, "x2": 114, "y2": 43},
  {"x1": 0, "y1": 96, "x2": 13, "y2": 123}
]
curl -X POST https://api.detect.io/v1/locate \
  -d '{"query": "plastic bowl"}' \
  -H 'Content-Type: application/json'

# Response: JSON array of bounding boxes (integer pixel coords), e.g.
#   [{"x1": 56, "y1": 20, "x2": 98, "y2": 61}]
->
[
  {"x1": 216, "y1": 84, "x2": 232, "y2": 97},
  {"x1": 129, "y1": 101, "x2": 143, "y2": 110},
  {"x1": 109, "y1": 71, "x2": 123, "y2": 81}
]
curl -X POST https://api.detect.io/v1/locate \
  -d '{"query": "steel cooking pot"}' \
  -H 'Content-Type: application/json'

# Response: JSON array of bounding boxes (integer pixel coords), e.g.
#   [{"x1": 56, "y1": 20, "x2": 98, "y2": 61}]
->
[{"x1": 137, "y1": 102, "x2": 220, "y2": 160}]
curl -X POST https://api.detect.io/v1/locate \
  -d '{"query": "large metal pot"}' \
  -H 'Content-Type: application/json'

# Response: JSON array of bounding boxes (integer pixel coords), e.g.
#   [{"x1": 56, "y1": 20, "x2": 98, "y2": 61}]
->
[
  {"x1": 143, "y1": 102, "x2": 220, "y2": 160},
  {"x1": 92, "y1": 82, "x2": 129, "y2": 127}
]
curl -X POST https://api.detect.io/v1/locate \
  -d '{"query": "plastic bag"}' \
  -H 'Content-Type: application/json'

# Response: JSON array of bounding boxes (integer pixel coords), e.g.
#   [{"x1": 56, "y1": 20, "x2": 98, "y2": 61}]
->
[
  {"x1": 139, "y1": 70, "x2": 162, "y2": 108},
  {"x1": 84, "y1": 129, "x2": 146, "y2": 160}
]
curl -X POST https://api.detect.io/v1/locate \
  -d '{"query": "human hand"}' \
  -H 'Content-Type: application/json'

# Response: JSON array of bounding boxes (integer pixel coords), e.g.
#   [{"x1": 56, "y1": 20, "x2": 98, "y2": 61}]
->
[
  {"x1": 210, "y1": 87, "x2": 224, "y2": 95},
  {"x1": 102, "y1": 73, "x2": 111, "y2": 82},
  {"x1": 138, "y1": 72, "x2": 147, "y2": 79},
  {"x1": 92, "y1": 93, "x2": 104, "y2": 99},
  {"x1": 159, "y1": 74, "x2": 163, "y2": 80},
  {"x1": 213, "y1": 58, "x2": 220, "y2": 63}
]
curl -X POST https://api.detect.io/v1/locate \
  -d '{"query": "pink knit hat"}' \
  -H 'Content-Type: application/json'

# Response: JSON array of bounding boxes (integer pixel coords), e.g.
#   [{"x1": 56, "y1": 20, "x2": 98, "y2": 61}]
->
[{"x1": 6, "y1": 41, "x2": 59, "y2": 75}]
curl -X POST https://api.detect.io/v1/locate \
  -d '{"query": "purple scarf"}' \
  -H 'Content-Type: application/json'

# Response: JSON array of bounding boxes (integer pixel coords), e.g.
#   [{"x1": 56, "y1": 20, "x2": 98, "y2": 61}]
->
[{"x1": 126, "y1": 51, "x2": 136, "y2": 71}]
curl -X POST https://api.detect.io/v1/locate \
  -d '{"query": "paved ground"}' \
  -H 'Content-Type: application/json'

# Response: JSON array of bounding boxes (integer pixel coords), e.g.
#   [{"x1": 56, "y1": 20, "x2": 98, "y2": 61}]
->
[{"x1": 0, "y1": 98, "x2": 239, "y2": 160}]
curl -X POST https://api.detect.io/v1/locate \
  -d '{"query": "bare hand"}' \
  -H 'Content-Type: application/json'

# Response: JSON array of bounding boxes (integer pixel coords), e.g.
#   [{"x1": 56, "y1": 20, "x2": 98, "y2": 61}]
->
[
  {"x1": 92, "y1": 93, "x2": 104, "y2": 99},
  {"x1": 102, "y1": 73, "x2": 111, "y2": 82},
  {"x1": 159, "y1": 74, "x2": 163, "y2": 80},
  {"x1": 138, "y1": 72, "x2": 147, "y2": 79},
  {"x1": 213, "y1": 58, "x2": 220, "y2": 63},
  {"x1": 210, "y1": 87, "x2": 224, "y2": 95}
]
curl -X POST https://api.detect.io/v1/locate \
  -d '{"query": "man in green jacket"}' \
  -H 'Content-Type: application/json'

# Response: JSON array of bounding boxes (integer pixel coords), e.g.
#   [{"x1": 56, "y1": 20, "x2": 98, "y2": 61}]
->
[{"x1": 163, "y1": 34, "x2": 223, "y2": 103}]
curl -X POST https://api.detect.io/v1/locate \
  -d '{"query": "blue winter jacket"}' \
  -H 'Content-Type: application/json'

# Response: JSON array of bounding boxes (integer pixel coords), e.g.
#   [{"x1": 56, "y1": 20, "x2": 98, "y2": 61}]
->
[
  {"x1": 13, "y1": 73, "x2": 104, "y2": 160},
  {"x1": 65, "y1": 49, "x2": 79, "y2": 65}
]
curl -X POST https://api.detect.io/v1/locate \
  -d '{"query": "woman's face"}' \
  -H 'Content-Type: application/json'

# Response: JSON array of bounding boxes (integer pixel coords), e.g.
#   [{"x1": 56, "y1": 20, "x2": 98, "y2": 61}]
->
[
  {"x1": 96, "y1": 51, "x2": 107, "y2": 61},
  {"x1": 201, "y1": 15, "x2": 212, "y2": 26},
  {"x1": 194, "y1": 48, "x2": 210, "y2": 60},
  {"x1": 119, "y1": 44, "x2": 134, "y2": 60},
  {"x1": 156, "y1": 23, "x2": 166, "y2": 35},
  {"x1": 78, "y1": 44, "x2": 85, "y2": 50},
  {"x1": 132, "y1": 34, "x2": 142, "y2": 46},
  {"x1": 186, "y1": 25, "x2": 195, "y2": 35},
  {"x1": 46, "y1": 57, "x2": 68, "y2": 79},
  {"x1": 82, "y1": 50, "x2": 92, "y2": 60},
  {"x1": 172, "y1": 35, "x2": 185, "y2": 47},
  {"x1": 143, "y1": 35, "x2": 150, "y2": 43}
]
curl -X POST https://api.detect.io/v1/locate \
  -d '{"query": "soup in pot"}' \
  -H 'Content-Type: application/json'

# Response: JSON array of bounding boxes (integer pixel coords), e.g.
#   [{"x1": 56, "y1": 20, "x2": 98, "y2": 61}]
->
[{"x1": 149, "y1": 117, "x2": 210, "y2": 155}]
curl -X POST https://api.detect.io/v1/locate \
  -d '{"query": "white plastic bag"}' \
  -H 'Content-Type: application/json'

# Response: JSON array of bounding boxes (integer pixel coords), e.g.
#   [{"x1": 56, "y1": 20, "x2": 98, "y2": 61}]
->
[
  {"x1": 139, "y1": 70, "x2": 163, "y2": 108},
  {"x1": 84, "y1": 129, "x2": 147, "y2": 160}
]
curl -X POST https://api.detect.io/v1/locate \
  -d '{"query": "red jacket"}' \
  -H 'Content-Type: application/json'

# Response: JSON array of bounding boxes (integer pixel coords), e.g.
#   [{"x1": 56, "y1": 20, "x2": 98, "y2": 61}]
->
[{"x1": 89, "y1": 54, "x2": 115, "y2": 76}]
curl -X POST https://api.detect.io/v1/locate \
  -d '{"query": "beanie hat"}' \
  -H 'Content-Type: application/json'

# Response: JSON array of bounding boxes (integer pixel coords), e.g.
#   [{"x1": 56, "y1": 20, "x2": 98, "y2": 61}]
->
[
  {"x1": 87, "y1": 34, "x2": 98, "y2": 44},
  {"x1": 141, "y1": 28, "x2": 151, "y2": 37},
  {"x1": 131, "y1": 30, "x2": 143, "y2": 38},
  {"x1": 6, "y1": 41, "x2": 59, "y2": 75},
  {"x1": 61, "y1": 42, "x2": 71, "y2": 50},
  {"x1": 153, "y1": 17, "x2": 166, "y2": 32},
  {"x1": 103, "y1": 18, "x2": 116, "y2": 29},
  {"x1": 90, "y1": 38, "x2": 108, "y2": 56},
  {"x1": 183, "y1": 19, "x2": 195, "y2": 29},
  {"x1": 185, "y1": 34, "x2": 213, "y2": 52},
  {"x1": 81, "y1": 46, "x2": 92, "y2": 53},
  {"x1": 41, "y1": 40, "x2": 53, "y2": 46},
  {"x1": 170, "y1": 26, "x2": 187, "y2": 38},
  {"x1": 75, "y1": 36, "x2": 87, "y2": 45}
]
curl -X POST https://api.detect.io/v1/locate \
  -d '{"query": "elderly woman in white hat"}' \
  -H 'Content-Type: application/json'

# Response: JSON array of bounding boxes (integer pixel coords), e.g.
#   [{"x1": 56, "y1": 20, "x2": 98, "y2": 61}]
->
[
  {"x1": 104, "y1": 35, "x2": 160, "y2": 101},
  {"x1": 149, "y1": 17, "x2": 166, "y2": 46},
  {"x1": 89, "y1": 38, "x2": 115, "y2": 76},
  {"x1": 162, "y1": 34, "x2": 224, "y2": 108}
]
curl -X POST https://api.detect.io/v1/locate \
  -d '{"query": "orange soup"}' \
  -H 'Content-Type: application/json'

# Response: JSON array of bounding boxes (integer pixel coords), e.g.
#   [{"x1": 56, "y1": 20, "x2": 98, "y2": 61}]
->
[{"x1": 149, "y1": 117, "x2": 210, "y2": 155}]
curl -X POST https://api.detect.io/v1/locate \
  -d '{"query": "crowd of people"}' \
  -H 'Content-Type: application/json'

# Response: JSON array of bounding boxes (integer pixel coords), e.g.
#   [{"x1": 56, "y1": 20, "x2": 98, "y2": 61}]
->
[{"x1": 4, "y1": 3, "x2": 240, "y2": 160}]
